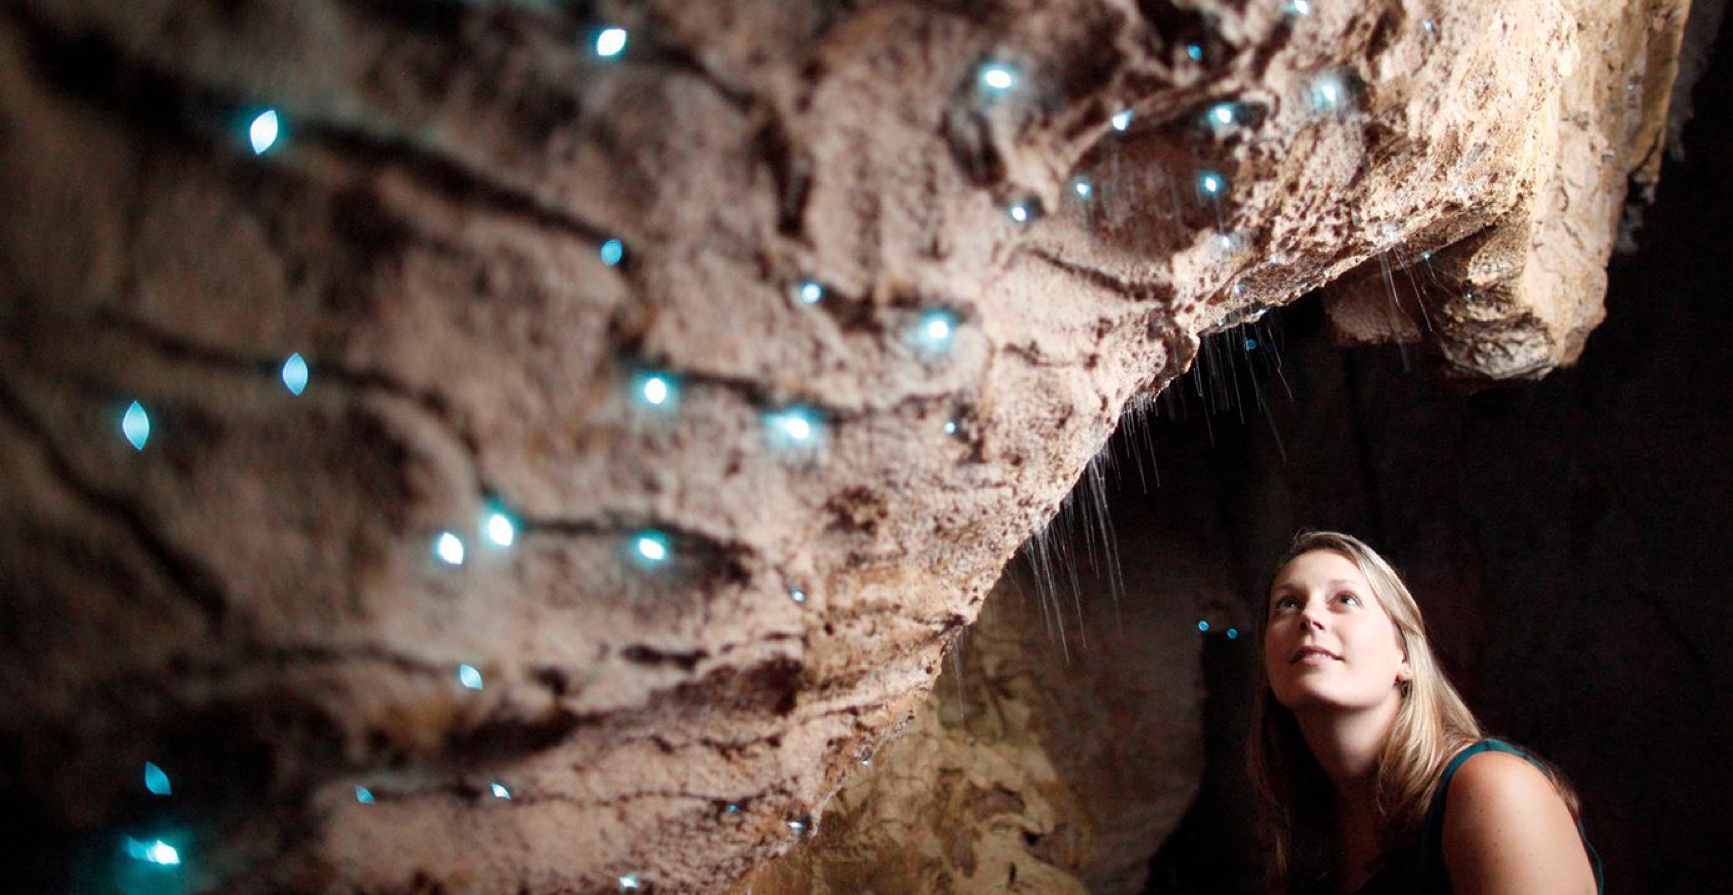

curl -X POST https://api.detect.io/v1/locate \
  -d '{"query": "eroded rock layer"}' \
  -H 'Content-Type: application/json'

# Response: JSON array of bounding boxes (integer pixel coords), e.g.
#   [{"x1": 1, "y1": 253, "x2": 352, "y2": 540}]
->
[{"x1": 0, "y1": 0, "x2": 1685, "y2": 892}]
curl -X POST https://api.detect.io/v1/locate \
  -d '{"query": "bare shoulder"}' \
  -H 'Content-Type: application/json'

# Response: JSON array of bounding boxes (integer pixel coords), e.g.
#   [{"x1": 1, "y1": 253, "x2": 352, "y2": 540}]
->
[{"x1": 1441, "y1": 751, "x2": 1597, "y2": 895}]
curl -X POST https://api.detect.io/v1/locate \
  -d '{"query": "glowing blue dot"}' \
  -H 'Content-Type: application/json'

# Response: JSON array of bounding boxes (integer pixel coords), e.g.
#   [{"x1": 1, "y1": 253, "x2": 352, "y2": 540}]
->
[
  {"x1": 1245, "y1": 338, "x2": 1258, "y2": 350},
  {"x1": 435, "y1": 531, "x2": 466, "y2": 566},
  {"x1": 635, "y1": 531, "x2": 670, "y2": 564},
  {"x1": 1208, "y1": 102, "x2": 1235, "y2": 126},
  {"x1": 979, "y1": 63, "x2": 1016, "y2": 94},
  {"x1": 249, "y1": 109, "x2": 280, "y2": 155},
  {"x1": 619, "y1": 872, "x2": 642, "y2": 891},
  {"x1": 355, "y1": 785, "x2": 375, "y2": 804},
  {"x1": 491, "y1": 782, "x2": 511, "y2": 799},
  {"x1": 1217, "y1": 233, "x2": 1236, "y2": 250},
  {"x1": 458, "y1": 663, "x2": 484, "y2": 690},
  {"x1": 281, "y1": 353, "x2": 309, "y2": 395},
  {"x1": 1198, "y1": 620, "x2": 1210, "y2": 632},
  {"x1": 788, "y1": 819, "x2": 807, "y2": 833},
  {"x1": 943, "y1": 420, "x2": 958, "y2": 435},
  {"x1": 642, "y1": 375, "x2": 671, "y2": 406},
  {"x1": 484, "y1": 510, "x2": 516, "y2": 548},
  {"x1": 1071, "y1": 176, "x2": 1093, "y2": 199},
  {"x1": 916, "y1": 309, "x2": 958, "y2": 352},
  {"x1": 1422, "y1": 19, "x2": 1436, "y2": 34},
  {"x1": 1186, "y1": 44, "x2": 1204, "y2": 62},
  {"x1": 790, "y1": 588, "x2": 806, "y2": 604},
  {"x1": 1421, "y1": 250, "x2": 1433, "y2": 261},
  {"x1": 122, "y1": 401, "x2": 151, "y2": 451},
  {"x1": 600, "y1": 238, "x2": 625, "y2": 267},
  {"x1": 595, "y1": 27, "x2": 628, "y2": 58},
  {"x1": 726, "y1": 803, "x2": 740, "y2": 813},
  {"x1": 1199, "y1": 171, "x2": 1226, "y2": 196},
  {"x1": 1309, "y1": 73, "x2": 1348, "y2": 112},
  {"x1": 1110, "y1": 109, "x2": 1134, "y2": 131},
  {"x1": 1285, "y1": 0, "x2": 1312, "y2": 16},
  {"x1": 1226, "y1": 628, "x2": 1239, "y2": 639},
  {"x1": 1008, "y1": 203, "x2": 1030, "y2": 224},
  {"x1": 144, "y1": 761, "x2": 171, "y2": 796},
  {"x1": 797, "y1": 280, "x2": 824, "y2": 304},
  {"x1": 125, "y1": 837, "x2": 181, "y2": 866},
  {"x1": 765, "y1": 406, "x2": 822, "y2": 446}
]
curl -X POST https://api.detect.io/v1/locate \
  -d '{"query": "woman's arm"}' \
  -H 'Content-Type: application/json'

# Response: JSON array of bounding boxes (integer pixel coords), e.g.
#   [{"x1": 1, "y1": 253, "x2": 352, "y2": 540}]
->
[{"x1": 1441, "y1": 752, "x2": 1598, "y2": 895}]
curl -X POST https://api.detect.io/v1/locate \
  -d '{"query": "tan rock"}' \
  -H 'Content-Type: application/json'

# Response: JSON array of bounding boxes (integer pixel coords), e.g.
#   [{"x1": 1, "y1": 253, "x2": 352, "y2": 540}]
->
[{"x1": 0, "y1": 0, "x2": 1684, "y2": 892}]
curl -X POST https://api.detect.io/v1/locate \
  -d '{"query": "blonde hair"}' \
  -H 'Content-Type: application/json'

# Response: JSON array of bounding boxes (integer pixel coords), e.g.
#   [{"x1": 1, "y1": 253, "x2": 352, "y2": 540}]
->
[{"x1": 1246, "y1": 531, "x2": 1583, "y2": 895}]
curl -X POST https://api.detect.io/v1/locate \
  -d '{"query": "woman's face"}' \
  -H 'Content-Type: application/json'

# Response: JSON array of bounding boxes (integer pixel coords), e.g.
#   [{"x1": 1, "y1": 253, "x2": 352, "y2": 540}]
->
[{"x1": 1263, "y1": 549, "x2": 1411, "y2": 714}]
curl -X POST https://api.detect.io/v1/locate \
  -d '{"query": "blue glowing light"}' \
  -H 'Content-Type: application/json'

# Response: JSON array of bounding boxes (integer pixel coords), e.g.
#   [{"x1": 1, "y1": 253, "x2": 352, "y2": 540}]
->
[
  {"x1": 790, "y1": 588, "x2": 806, "y2": 604},
  {"x1": 1198, "y1": 620, "x2": 1210, "y2": 632},
  {"x1": 1008, "y1": 202, "x2": 1030, "y2": 224},
  {"x1": 459, "y1": 663, "x2": 484, "y2": 690},
  {"x1": 491, "y1": 782, "x2": 511, "y2": 799},
  {"x1": 765, "y1": 406, "x2": 822, "y2": 446},
  {"x1": 788, "y1": 819, "x2": 807, "y2": 834},
  {"x1": 281, "y1": 353, "x2": 309, "y2": 395},
  {"x1": 726, "y1": 803, "x2": 740, "y2": 813},
  {"x1": 979, "y1": 63, "x2": 1017, "y2": 94},
  {"x1": 144, "y1": 761, "x2": 171, "y2": 796},
  {"x1": 356, "y1": 785, "x2": 375, "y2": 804},
  {"x1": 1071, "y1": 176, "x2": 1093, "y2": 199},
  {"x1": 1420, "y1": 250, "x2": 1433, "y2": 261},
  {"x1": 484, "y1": 510, "x2": 516, "y2": 548},
  {"x1": 1422, "y1": 19, "x2": 1436, "y2": 34},
  {"x1": 1198, "y1": 171, "x2": 1226, "y2": 196},
  {"x1": 1227, "y1": 628, "x2": 1239, "y2": 639},
  {"x1": 1207, "y1": 102, "x2": 1236, "y2": 126},
  {"x1": 249, "y1": 110, "x2": 280, "y2": 155},
  {"x1": 634, "y1": 530, "x2": 670, "y2": 564},
  {"x1": 797, "y1": 280, "x2": 824, "y2": 304},
  {"x1": 1285, "y1": 0, "x2": 1312, "y2": 16},
  {"x1": 600, "y1": 238, "x2": 625, "y2": 267},
  {"x1": 634, "y1": 370, "x2": 677, "y2": 409},
  {"x1": 915, "y1": 308, "x2": 958, "y2": 353},
  {"x1": 125, "y1": 837, "x2": 181, "y2": 866},
  {"x1": 1185, "y1": 43, "x2": 1204, "y2": 62},
  {"x1": 943, "y1": 420, "x2": 958, "y2": 435},
  {"x1": 435, "y1": 531, "x2": 466, "y2": 566},
  {"x1": 1245, "y1": 338, "x2": 1258, "y2": 350},
  {"x1": 596, "y1": 27, "x2": 628, "y2": 58},
  {"x1": 1110, "y1": 109, "x2": 1133, "y2": 131},
  {"x1": 619, "y1": 873, "x2": 642, "y2": 891},
  {"x1": 1309, "y1": 72, "x2": 1349, "y2": 113},
  {"x1": 122, "y1": 401, "x2": 151, "y2": 451}
]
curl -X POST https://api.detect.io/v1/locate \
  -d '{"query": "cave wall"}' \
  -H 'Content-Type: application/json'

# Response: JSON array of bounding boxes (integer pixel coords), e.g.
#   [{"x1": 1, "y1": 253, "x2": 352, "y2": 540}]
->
[
  {"x1": 0, "y1": 1, "x2": 1699, "y2": 892},
  {"x1": 743, "y1": 8, "x2": 1731, "y2": 893}
]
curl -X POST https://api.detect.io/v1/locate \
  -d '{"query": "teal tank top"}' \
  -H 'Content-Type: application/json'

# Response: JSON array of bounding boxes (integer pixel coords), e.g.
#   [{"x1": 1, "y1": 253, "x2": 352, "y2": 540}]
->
[{"x1": 1346, "y1": 739, "x2": 1605, "y2": 895}]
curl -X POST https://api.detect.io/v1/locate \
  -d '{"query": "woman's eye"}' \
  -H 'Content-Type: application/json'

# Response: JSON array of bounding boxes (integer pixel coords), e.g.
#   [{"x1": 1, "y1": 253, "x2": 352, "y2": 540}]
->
[{"x1": 1338, "y1": 593, "x2": 1360, "y2": 605}]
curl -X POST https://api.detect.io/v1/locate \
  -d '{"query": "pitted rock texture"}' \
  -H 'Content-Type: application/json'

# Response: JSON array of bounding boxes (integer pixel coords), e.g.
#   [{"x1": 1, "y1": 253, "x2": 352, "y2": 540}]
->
[
  {"x1": 732, "y1": 529, "x2": 1218, "y2": 895},
  {"x1": 0, "y1": 0, "x2": 1685, "y2": 892}
]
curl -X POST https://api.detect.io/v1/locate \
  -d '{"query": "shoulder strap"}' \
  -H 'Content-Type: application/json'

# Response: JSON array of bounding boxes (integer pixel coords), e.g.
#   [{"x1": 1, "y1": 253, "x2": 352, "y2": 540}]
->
[{"x1": 1418, "y1": 740, "x2": 1605, "y2": 894}]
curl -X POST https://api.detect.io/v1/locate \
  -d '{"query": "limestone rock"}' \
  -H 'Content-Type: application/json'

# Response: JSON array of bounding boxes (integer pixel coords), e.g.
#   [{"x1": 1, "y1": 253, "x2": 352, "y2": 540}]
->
[{"x1": 0, "y1": 0, "x2": 1685, "y2": 892}]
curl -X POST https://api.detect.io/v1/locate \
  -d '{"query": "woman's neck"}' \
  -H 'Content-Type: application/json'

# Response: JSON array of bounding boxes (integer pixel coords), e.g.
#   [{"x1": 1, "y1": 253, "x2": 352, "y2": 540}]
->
[{"x1": 1293, "y1": 694, "x2": 1402, "y2": 812}]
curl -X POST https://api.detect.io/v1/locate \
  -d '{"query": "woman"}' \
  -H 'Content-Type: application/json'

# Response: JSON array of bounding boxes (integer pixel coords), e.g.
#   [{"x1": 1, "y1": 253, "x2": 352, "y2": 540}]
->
[{"x1": 1248, "y1": 531, "x2": 1604, "y2": 895}]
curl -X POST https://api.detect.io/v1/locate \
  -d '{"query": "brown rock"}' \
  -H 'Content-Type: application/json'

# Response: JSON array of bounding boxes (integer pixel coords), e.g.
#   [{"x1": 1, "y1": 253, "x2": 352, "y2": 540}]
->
[{"x1": 0, "y1": 0, "x2": 1685, "y2": 892}]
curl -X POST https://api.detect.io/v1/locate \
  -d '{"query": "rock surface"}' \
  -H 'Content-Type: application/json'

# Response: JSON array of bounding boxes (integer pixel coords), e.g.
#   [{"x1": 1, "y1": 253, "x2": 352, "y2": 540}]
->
[{"x1": 0, "y1": 0, "x2": 1687, "y2": 892}]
